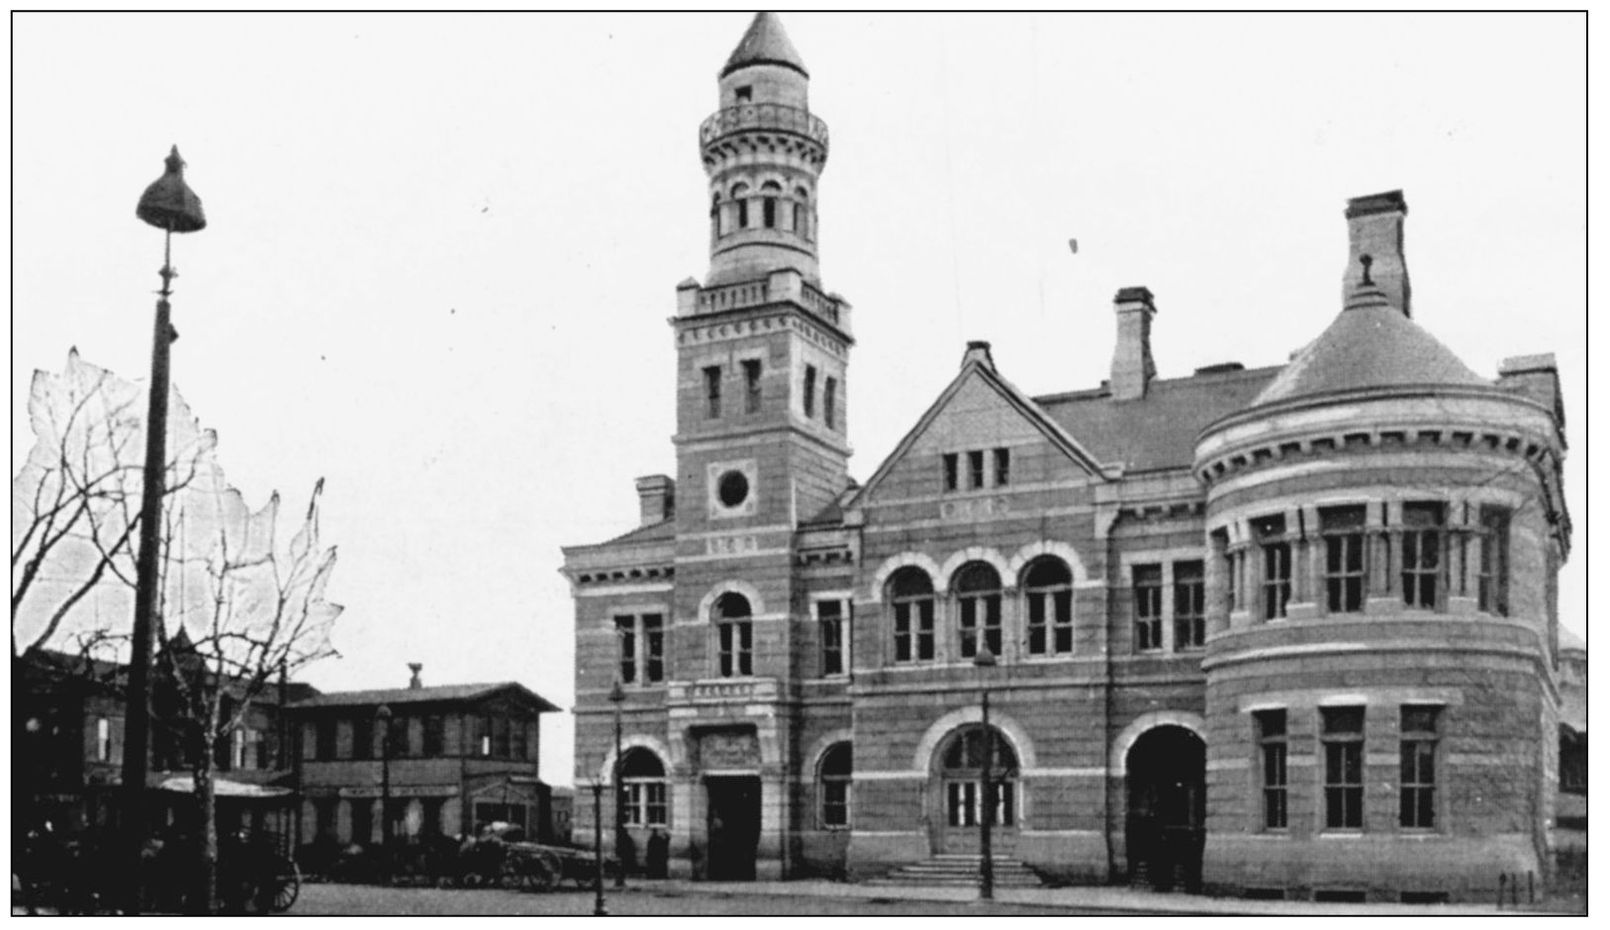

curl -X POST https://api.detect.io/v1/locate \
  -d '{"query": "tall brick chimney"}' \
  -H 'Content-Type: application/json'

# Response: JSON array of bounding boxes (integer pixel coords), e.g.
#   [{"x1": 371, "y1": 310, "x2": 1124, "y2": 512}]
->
[
  {"x1": 1344, "y1": 190, "x2": 1411, "y2": 318},
  {"x1": 635, "y1": 474, "x2": 676, "y2": 527},
  {"x1": 1110, "y1": 286, "x2": 1156, "y2": 401}
]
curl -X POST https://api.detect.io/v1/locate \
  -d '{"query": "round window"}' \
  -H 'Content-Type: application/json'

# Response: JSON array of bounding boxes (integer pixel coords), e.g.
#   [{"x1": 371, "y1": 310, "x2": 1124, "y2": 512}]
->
[{"x1": 717, "y1": 470, "x2": 750, "y2": 508}]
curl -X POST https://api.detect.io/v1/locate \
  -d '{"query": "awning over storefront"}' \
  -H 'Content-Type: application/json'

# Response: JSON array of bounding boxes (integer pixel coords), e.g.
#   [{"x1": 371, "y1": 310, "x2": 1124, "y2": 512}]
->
[{"x1": 158, "y1": 775, "x2": 292, "y2": 799}]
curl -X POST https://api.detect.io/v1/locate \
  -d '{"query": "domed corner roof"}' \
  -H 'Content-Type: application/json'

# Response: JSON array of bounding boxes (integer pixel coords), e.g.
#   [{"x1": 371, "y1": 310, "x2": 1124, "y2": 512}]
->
[
  {"x1": 1250, "y1": 297, "x2": 1487, "y2": 408},
  {"x1": 722, "y1": 12, "x2": 808, "y2": 78}
]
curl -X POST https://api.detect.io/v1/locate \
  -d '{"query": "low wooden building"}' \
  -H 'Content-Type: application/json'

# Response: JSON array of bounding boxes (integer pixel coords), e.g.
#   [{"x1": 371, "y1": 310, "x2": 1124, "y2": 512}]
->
[{"x1": 288, "y1": 667, "x2": 560, "y2": 847}]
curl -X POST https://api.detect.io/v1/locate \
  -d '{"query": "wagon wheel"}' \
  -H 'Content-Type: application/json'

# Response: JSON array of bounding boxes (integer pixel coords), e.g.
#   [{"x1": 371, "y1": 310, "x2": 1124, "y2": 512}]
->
[
  {"x1": 527, "y1": 853, "x2": 560, "y2": 893},
  {"x1": 498, "y1": 858, "x2": 528, "y2": 891},
  {"x1": 269, "y1": 859, "x2": 301, "y2": 913}
]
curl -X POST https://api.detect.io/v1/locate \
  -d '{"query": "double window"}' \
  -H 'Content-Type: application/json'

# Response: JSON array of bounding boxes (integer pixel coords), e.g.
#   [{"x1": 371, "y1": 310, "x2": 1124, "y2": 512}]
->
[
  {"x1": 615, "y1": 612, "x2": 665, "y2": 685},
  {"x1": 1024, "y1": 557, "x2": 1074, "y2": 656},
  {"x1": 1254, "y1": 515, "x2": 1292, "y2": 621},
  {"x1": 889, "y1": 568, "x2": 937, "y2": 663},
  {"x1": 1476, "y1": 506, "x2": 1510, "y2": 615},
  {"x1": 954, "y1": 562, "x2": 1003, "y2": 659},
  {"x1": 1321, "y1": 505, "x2": 1367, "y2": 613},
  {"x1": 1256, "y1": 710, "x2": 1288, "y2": 829},
  {"x1": 1173, "y1": 560, "x2": 1205, "y2": 650},
  {"x1": 1322, "y1": 707, "x2": 1365, "y2": 830},
  {"x1": 1401, "y1": 503, "x2": 1444, "y2": 609},
  {"x1": 1133, "y1": 565, "x2": 1164, "y2": 652},
  {"x1": 1400, "y1": 706, "x2": 1440, "y2": 829},
  {"x1": 714, "y1": 592, "x2": 753, "y2": 677}
]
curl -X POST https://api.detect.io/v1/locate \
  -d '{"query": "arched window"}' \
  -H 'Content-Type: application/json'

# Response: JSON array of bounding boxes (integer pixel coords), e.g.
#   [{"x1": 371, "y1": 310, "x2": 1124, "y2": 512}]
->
[
  {"x1": 730, "y1": 183, "x2": 750, "y2": 230},
  {"x1": 761, "y1": 181, "x2": 781, "y2": 229},
  {"x1": 710, "y1": 194, "x2": 723, "y2": 240},
  {"x1": 714, "y1": 592, "x2": 753, "y2": 677},
  {"x1": 942, "y1": 726, "x2": 1018, "y2": 827},
  {"x1": 619, "y1": 748, "x2": 669, "y2": 826},
  {"x1": 818, "y1": 742, "x2": 852, "y2": 828},
  {"x1": 1022, "y1": 557, "x2": 1074, "y2": 656},
  {"x1": 793, "y1": 186, "x2": 811, "y2": 238},
  {"x1": 953, "y1": 562, "x2": 1003, "y2": 659},
  {"x1": 887, "y1": 568, "x2": 936, "y2": 664}
]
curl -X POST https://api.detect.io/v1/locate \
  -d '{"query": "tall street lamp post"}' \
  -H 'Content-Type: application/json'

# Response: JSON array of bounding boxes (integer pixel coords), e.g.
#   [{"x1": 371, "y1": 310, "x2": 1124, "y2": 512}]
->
[
  {"x1": 124, "y1": 146, "x2": 205, "y2": 913},
  {"x1": 589, "y1": 779, "x2": 608, "y2": 916},
  {"x1": 974, "y1": 645, "x2": 997, "y2": 901},
  {"x1": 377, "y1": 703, "x2": 393, "y2": 883},
  {"x1": 608, "y1": 678, "x2": 627, "y2": 889}
]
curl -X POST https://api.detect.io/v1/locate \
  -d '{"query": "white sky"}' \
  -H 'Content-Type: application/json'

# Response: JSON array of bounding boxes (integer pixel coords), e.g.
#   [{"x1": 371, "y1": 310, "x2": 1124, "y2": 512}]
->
[{"x1": 11, "y1": 12, "x2": 1588, "y2": 787}]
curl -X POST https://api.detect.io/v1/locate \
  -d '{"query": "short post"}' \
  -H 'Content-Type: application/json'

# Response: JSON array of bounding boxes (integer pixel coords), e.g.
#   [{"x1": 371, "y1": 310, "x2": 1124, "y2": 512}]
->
[{"x1": 591, "y1": 780, "x2": 607, "y2": 916}]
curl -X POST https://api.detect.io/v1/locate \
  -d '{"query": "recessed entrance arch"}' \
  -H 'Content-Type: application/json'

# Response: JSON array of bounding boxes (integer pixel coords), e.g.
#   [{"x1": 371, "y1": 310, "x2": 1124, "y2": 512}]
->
[
  {"x1": 928, "y1": 724, "x2": 1019, "y2": 856},
  {"x1": 1124, "y1": 725, "x2": 1205, "y2": 892}
]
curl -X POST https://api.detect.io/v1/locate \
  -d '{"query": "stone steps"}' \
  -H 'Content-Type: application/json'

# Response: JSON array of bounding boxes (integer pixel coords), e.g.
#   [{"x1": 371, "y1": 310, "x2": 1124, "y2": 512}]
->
[{"x1": 868, "y1": 855, "x2": 1045, "y2": 888}]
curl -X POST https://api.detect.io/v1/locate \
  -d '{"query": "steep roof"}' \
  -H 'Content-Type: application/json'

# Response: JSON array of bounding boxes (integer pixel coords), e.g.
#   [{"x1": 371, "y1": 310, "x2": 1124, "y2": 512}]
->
[
  {"x1": 1249, "y1": 285, "x2": 1485, "y2": 408},
  {"x1": 1036, "y1": 365, "x2": 1282, "y2": 473},
  {"x1": 291, "y1": 681, "x2": 559, "y2": 713},
  {"x1": 850, "y1": 348, "x2": 1110, "y2": 508},
  {"x1": 722, "y1": 12, "x2": 808, "y2": 78}
]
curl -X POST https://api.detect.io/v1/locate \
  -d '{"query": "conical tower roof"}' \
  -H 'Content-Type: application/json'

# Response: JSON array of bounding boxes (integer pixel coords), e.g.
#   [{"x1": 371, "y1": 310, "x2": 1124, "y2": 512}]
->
[
  {"x1": 1249, "y1": 283, "x2": 1486, "y2": 408},
  {"x1": 722, "y1": 12, "x2": 808, "y2": 78}
]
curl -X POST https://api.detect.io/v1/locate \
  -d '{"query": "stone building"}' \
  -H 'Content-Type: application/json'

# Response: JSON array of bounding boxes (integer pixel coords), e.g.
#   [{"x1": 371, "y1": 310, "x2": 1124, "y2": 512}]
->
[{"x1": 561, "y1": 13, "x2": 1573, "y2": 901}]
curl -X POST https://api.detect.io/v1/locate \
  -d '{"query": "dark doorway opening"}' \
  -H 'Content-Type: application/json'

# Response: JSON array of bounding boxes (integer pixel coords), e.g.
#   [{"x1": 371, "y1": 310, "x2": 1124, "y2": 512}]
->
[
  {"x1": 705, "y1": 776, "x2": 760, "y2": 881},
  {"x1": 1125, "y1": 725, "x2": 1206, "y2": 892}
]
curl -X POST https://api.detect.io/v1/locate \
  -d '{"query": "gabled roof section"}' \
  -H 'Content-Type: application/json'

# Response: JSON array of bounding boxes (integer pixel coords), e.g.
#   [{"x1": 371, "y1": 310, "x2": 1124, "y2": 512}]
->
[
  {"x1": 722, "y1": 12, "x2": 808, "y2": 78},
  {"x1": 1249, "y1": 286, "x2": 1485, "y2": 408},
  {"x1": 290, "y1": 681, "x2": 559, "y2": 714},
  {"x1": 850, "y1": 350, "x2": 1110, "y2": 509},
  {"x1": 1037, "y1": 365, "x2": 1283, "y2": 474}
]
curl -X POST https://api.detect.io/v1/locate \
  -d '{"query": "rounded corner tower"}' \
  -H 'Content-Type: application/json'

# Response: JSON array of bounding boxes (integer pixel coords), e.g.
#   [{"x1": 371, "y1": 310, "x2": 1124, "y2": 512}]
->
[{"x1": 1191, "y1": 190, "x2": 1571, "y2": 900}]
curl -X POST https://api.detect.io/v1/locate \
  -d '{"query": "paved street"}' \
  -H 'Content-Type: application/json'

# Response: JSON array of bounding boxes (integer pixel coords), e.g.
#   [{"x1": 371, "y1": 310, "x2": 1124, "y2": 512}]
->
[
  {"x1": 284, "y1": 878, "x2": 1527, "y2": 917},
  {"x1": 288, "y1": 882, "x2": 1120, "y2": 916}
]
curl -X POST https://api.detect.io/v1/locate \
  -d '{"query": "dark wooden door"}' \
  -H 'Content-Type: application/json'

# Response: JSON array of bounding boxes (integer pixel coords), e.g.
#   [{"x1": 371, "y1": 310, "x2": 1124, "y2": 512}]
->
[{"x1": 705, "y1": 776, "x2": 760, "y2": 881}]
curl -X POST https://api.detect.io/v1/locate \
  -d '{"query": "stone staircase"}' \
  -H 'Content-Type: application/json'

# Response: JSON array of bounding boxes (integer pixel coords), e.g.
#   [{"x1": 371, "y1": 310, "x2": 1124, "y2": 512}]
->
[{"x1": 867, "y1": 854, "x2": 1044, "y2": 888}]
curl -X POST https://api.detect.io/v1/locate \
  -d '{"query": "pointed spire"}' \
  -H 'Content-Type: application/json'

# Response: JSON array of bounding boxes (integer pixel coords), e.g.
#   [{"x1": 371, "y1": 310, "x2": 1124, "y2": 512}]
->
[{"x1": 722, "y1": 12, "x2": 808, "y2": 78}]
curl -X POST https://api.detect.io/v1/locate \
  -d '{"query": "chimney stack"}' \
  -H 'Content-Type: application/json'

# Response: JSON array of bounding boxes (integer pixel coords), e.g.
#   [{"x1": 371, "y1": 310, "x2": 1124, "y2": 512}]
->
[
  {"x1": 408, "y1": 663, "x2": 423, "y2": 690},
  {"x1": 1344, "y1": 191, "x2": 1411, "y2": 318},
  {"x1": 1110, "y1": 286, "x2": 1157, "y2": 401},
  {"x1": 635, "y1": 475, "x2": 676, "y2": 527},
  {"x1": 962, "y1": 340, "x2": 995, "y2": 371}
]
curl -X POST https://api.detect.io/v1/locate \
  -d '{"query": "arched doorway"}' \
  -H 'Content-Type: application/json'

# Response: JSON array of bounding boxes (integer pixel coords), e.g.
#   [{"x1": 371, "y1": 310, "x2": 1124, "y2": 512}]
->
[
  {"x1": 1124, "y1": 725, "x2": 1205, "y2": 892},
  {"x1": 931, "y1": 725, "x2": 1018, "y2": 855}
]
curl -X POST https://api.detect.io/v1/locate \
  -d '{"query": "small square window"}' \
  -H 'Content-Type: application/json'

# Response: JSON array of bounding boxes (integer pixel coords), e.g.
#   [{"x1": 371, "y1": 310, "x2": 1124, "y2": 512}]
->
[{"x1": 735, "y1": 85, "x2": 753, "y2": 102}]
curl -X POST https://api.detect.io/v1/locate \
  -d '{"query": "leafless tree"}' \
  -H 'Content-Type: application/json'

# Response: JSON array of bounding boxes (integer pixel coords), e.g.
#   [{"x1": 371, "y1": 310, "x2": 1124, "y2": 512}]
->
[
  {"x1": 156, "y1": 479, "x2": 341, "y2": 913},
  {"x1": 13, "y1": 350, "x2": 342, "y2": 914},
  {"x1": 11, "y1": 349, "x2": 218, "y2": 660}
]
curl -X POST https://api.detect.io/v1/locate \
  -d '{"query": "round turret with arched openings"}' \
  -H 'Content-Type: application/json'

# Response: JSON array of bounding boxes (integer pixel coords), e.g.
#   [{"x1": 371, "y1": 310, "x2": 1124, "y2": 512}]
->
[{"x1": 700, "y1": 12, "x2": 829, "y2": 286}]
